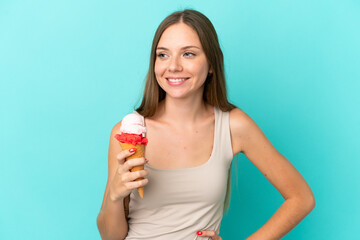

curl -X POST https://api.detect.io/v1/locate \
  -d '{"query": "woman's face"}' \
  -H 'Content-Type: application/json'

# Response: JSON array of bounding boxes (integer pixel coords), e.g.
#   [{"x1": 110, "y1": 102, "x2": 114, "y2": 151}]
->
[{"x1": 154, "y1": 23, "x2": 212, "y2": 100}]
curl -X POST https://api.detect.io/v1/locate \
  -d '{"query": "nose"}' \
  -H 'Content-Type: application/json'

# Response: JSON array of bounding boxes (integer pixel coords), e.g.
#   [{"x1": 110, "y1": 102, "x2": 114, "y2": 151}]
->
[{"x1": 168, "y1": 56, "x2": 183, "y2": 72}]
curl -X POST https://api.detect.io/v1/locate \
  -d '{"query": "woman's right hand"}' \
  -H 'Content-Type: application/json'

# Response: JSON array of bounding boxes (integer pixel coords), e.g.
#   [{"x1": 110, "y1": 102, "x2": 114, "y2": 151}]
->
[{"x1": 108, "y1": 148, "x2": 149, "y2": 202}]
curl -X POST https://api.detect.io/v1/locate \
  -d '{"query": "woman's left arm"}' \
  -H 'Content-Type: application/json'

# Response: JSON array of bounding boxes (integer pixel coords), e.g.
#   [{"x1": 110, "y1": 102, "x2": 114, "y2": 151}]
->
[{"x1": 230, "y1": 108, "x2": 315, "y2": 240}]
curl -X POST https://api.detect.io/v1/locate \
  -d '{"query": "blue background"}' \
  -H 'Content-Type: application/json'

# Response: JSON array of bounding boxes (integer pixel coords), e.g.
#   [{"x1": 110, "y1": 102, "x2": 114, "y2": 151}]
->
[{"x1": 1, "y1": 0, "x2": 359, "y2": 239}]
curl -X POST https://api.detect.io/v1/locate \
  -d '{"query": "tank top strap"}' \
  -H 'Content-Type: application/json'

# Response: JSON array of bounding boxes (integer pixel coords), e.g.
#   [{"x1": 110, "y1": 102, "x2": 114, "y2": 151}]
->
[{"x1": 214, "y1": 107, "x2": 234, "y2": 163}]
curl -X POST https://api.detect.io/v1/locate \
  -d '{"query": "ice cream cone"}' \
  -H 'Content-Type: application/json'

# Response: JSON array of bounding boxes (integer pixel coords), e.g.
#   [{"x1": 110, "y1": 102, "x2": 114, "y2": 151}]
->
[
  {"x1": 119, "y1": 142, "x2": 145, "y2": 198},
  {"x1": 116, "y1": 113, "x2": 148, "y2": 199}
]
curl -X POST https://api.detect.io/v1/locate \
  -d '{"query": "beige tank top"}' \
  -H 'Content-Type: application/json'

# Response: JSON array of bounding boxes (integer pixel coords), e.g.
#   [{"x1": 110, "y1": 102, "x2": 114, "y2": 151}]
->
[{"x1": 125, "y1": 106, "x2": 234, "y2": 240}]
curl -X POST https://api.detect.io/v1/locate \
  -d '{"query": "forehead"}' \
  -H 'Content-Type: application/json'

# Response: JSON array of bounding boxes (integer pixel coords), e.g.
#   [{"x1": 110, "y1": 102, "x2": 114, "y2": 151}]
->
[{"x1": 157, "y1": 23, "x2": 202, "y2": 49}]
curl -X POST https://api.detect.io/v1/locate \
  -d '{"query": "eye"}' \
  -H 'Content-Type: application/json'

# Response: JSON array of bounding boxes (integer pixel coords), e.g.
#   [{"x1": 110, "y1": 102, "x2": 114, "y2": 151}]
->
[
  {"x1": 184, "y1": 52, "x2": 195, "y2": 57},
  {"x1": 156, "y1": 53, "x2": 167, "y2": 59}
]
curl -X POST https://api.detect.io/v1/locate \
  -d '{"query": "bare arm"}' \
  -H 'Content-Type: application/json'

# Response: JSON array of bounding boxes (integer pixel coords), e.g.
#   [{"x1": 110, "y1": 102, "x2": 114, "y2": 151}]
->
[
  {"x1": 96, "y1": 122, "x2": 128, "y2": 240},
  {"x1": 230, "y1": 108, "x2": 315, "y2": 239},
  {"x1": 97, "y1": 193, "x2": 128, "y2": 240}
]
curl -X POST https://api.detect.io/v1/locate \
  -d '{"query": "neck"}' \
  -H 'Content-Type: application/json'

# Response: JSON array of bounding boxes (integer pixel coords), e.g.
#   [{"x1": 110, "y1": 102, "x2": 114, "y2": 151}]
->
[{"x1": 157, "y1": 95, "x2": 210, "y2": 126}]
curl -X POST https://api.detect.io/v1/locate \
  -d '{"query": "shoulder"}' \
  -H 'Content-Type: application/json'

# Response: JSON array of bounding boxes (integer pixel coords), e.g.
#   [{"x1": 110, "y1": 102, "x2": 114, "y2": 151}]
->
[
  {"x1": 229, "y1": 107, "x2": 255, "y2": 135},
  {"x1": 109, "y1": 120, "x2": 123, "y2": 150},
  {"x1": 110, "y1": 120, "x2": 122, "y2": 139},
  {"x1": 111, "y1": 120, "x2": 122, "y2": 134},
  {"x1": 229, "y1": 108, "x2": 259, "y2": 155}
]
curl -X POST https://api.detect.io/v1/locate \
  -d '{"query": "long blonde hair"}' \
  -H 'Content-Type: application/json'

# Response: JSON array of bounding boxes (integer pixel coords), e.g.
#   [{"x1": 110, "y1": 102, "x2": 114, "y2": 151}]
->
[{"x1": 136, "y1": 9, "x2": 238, "y2": 214}]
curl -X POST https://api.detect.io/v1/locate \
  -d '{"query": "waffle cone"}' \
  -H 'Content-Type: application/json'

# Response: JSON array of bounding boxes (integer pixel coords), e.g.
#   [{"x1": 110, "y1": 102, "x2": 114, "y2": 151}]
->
[{"x1": 119, "y1": 142, "x2": 145, "y2": 198}]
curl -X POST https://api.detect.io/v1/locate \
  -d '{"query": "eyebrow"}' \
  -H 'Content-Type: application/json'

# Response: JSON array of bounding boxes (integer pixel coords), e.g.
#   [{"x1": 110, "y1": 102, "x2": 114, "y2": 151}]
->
[{"x1": 156, "y1": 46, "x2": 201, "y2": 51}]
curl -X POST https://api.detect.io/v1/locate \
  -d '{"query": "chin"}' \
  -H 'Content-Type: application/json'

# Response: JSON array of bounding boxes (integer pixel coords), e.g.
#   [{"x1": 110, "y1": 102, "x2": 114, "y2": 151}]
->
[
  {"x1": 166, "y1": 93, "x2": 188, "y2": 99},
  {"x1": 166, "y1": 90, "x2": 204, "y2": 100}
]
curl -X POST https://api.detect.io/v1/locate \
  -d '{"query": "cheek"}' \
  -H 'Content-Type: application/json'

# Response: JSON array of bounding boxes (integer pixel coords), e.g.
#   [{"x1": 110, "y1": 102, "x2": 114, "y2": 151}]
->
[
  {"x1": 154, "y1": 61, "x2": 165, "y2": 77},
  {"x1": 154, "y1": 63, "x2": 160, "y2": 77},
  {"x1": 154, "y1": 62, "x2": 165, "y2": 88},
  {"x1": 189, "y1": 60, "x2": 209, "y2": 79}
]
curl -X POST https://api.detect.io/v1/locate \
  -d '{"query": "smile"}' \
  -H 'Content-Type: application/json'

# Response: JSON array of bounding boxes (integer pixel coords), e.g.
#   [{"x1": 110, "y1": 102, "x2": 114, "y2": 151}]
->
[{"x1": 166, "y1": 78, "x2": 189, "y2": 83}]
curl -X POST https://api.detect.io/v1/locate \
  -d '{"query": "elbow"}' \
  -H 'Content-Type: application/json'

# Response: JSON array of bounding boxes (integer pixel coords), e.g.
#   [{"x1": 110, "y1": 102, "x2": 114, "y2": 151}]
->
[
  {"x1": 299, "y1": 191, "x2": 316, "y2": 213},
  {"x1": 305, "y1": 187, "x2": 316, "y2": 210},
  {"x1": 288, "y1": 190, "x2": 316, "y2": 214},
  {"x1": 307, "y1": 193, "x2": 316, "y2": 211},
  {"x1": 97, "y1": 214, "x2": 105, "y2": 239}
]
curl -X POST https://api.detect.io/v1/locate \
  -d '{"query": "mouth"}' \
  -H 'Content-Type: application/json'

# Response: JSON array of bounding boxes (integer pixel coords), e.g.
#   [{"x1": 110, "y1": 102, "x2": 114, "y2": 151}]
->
[{"x1": 166, "y1": 77, "x2": 190, "y2": 83}]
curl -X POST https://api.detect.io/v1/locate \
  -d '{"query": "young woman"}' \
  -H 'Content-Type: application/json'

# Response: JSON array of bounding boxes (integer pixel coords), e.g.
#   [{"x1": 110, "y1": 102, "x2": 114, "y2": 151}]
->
[{"x1": 97, "y1": 9, "x2": 315, "y2": 240}]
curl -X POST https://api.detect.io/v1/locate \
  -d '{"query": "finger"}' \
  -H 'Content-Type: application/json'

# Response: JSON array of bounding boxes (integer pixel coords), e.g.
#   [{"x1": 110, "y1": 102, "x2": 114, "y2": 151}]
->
[
  {"x1": 124, "y1": 157, "x2": 147, "y2": 171},
  {"x1": 196, "y1": 230, "x2": 221, "y2": 239},
  {"x1": 123, "y1": 169, "x2": 149, "y2": 182},
  {"x1": 125, "y1": 178, "x2": 149, "y2": 190},
  {"x1": 116, "y1": 148, "x2": 137, "y2": 164}
]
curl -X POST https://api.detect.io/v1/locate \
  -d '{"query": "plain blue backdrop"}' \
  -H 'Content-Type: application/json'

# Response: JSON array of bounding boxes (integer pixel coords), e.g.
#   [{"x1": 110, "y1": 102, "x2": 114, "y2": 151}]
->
[{"x1": 1, "y1": 0, "x2": 359, "y2": 239}]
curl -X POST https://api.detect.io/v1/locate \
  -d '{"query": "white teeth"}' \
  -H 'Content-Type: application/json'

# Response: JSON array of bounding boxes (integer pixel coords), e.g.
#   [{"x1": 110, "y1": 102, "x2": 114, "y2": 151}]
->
[{"x1": 168, "y1": 78, "x2": 187, "y2": 82}]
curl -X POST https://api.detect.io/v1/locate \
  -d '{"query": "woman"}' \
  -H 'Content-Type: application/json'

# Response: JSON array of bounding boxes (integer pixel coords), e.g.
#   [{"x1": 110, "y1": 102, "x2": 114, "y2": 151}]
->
[{"x1": 97, "y1": 9, "x2": 315, "y2": 240}]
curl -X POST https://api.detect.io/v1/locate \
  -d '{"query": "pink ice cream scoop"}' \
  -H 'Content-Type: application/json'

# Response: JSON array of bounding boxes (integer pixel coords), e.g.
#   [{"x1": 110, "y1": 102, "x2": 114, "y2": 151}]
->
[{"x1": 120, "y1": 113, "x2": 147, "y2": 136}]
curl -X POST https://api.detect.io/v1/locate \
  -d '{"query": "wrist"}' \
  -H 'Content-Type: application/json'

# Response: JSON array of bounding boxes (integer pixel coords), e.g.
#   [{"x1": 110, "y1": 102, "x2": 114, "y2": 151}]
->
[{"x1": 108, "y1": 188, "x2": 123, "y2": 203}]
